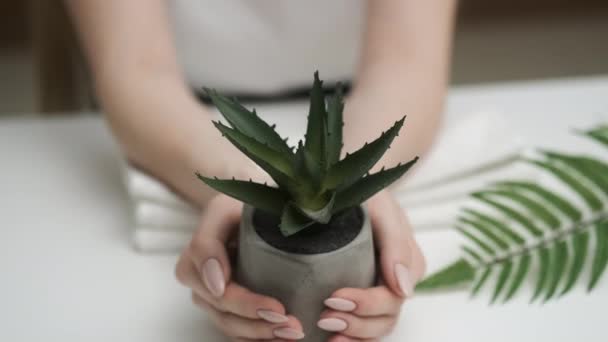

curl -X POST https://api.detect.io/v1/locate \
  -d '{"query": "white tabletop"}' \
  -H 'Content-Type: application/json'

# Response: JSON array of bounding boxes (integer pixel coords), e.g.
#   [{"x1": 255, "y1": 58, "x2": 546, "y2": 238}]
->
[{"x1": 1, "y1": 76, "x2": 608, "y2": 341}]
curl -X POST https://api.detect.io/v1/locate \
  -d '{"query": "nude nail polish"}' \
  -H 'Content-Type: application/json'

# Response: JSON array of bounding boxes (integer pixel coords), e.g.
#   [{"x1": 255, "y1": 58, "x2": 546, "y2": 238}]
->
[
  {"x1": 201, "y1": 258, "x2": 225, "y2": 297},
  {"x1": 274, "y1": 327, "x2": 305, "y2": 340},
  {"x1": 257, "y1": 309, "x2": 289, "y2": 323},
  {"x1": 317, "y1": 318, "x2": 348, "y2": 332},
  {"x1": 395, "y1": 263, "x2": 415, "y2": 297},
  {"x1": 324, "y1": 298, "x2": 357, "y2": 312}
]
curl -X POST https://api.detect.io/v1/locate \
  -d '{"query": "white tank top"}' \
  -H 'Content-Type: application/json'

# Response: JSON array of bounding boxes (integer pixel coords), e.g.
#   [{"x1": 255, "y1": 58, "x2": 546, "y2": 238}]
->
[{"x1": 168, "y1": 0, "x2": 365, "y2": 94}]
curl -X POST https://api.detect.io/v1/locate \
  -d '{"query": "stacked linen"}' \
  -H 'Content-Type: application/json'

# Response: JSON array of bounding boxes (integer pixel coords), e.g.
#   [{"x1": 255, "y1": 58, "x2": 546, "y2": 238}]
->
[{"x1": 124, "y1": 110, "x2": 534, "y2": 253}]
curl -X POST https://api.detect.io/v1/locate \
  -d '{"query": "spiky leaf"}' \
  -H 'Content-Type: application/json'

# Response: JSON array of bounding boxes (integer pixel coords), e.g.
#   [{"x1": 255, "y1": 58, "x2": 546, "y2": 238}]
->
[
  {"x1": 332, "y1": 157, "x2": 418, "y2": 213},
  {"x1": 326, "y1": 84, "x2": 344, "y2": 166},
  {"x1": 304, "y1": 71, "x2": 327, "y2": 171},
  {"x1": 324, "y1": 117, "x2": 406, "y2": 190},
  {"x1": 280, "y1": 203, "x2": 315, "y2": 237},
  {"x1": 196, "y1": 174, "x2": 288, "y2": 216},
  {"x1": 295, "y1": 193, "x2": 335, "y2": 224},
  {"x1": 205, "y1": 89, "x2": 292, "y2": 155}
]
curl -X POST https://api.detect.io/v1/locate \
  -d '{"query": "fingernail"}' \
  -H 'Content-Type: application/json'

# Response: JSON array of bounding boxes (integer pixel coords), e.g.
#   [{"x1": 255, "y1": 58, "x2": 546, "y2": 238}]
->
[
  {"x1": 201, "y1": 258, "x2": 225, "y2": 297},
  {"x1": 257, "y1": 309, "x2": 289, "y2": 323},
  {"x1": 273, "y1": 327, "x2": 305, "y2": 340},
  {"x1": 317, "y1": 318, "x2": 348, "y2": 332},
  {"x1": 395, "y1": 263, "x2": 415, "y2": 297},
  {"x1": 324, "y1": 298, "x2": 357, "y2": 312}
]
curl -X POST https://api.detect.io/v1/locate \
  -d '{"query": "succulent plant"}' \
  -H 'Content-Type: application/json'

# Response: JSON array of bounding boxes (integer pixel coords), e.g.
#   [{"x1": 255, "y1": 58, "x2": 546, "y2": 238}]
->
[{"x1": 197, "y1": 72, "x2": 418, "y2": 237}]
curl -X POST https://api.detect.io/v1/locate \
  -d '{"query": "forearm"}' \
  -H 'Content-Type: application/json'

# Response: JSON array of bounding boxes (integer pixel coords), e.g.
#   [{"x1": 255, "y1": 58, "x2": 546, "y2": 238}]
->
[{"x1": 345, "y1": 0, "x2": 457, "y2": 168}]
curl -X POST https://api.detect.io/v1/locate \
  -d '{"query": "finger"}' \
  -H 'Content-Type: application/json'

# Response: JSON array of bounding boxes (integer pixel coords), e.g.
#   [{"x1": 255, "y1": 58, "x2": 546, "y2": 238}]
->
[
  {"x1": 328, "y1": 335, "x2": 378, "y2": 342},
  {"x1": 368, "y1": 192, "x2": 420, "y2": 298},
  {"x1": 188, "y1": 195, "x2": 242, "y2": 297},
  {"x1": 325, "y1": 286, "x2": 403, "y2": 317},
  {"x1": 178, "y1": 248, "x2": 289, "y2": 323},
  {"x1": 318, "y1": 311, "x2": 396, "y2": 339},
  {"x1": 193, "y1": 292, "x2": 305, "y2": 340}
]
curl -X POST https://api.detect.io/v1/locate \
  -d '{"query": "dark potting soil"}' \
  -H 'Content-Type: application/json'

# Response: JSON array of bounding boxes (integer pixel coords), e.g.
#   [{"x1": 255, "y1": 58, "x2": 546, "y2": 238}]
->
[{"x1": 252, "y1": 207, "x2": 364, "y2": 254}]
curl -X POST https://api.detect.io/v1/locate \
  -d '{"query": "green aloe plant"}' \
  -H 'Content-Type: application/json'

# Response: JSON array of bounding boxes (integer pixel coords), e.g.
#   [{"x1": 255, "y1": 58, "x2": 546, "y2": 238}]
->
[
  {"x1": 196, "y1": 72, "x2": 418, "y2": 236},
  {"x1": 417, "y1": 124, "x2": 608, "y2": 303}
]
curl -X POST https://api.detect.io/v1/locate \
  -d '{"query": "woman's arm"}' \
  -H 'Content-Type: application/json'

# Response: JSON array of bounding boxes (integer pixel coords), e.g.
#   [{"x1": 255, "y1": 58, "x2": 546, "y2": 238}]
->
[
  {"x1": 65, "y1": 0, "x2": 251, "y2": 207},
  {"x1": 346, "y1": 0, "x2": 458, "y2": 167}
]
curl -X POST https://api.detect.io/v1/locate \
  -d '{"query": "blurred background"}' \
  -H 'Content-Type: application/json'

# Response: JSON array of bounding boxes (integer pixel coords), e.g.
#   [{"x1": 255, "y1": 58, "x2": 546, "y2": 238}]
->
[{"x1": 1, "y1": 0, "x2": 607, "y2": 115}]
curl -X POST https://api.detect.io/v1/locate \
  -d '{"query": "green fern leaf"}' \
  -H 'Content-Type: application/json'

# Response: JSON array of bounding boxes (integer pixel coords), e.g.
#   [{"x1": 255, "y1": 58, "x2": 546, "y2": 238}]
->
[
  {"x1": 503, "y1": 254, "x2": 531, "y2": 302},
  {"x1": 583, "y1": 126, "x2": 608, "y2": 147},
  {"x1": 544, "y1": 240, "x2": 568, "y2": 301},
  {"x1": 589, "y1": 221, "x2": 608, "y2": 291},
  {"x1": 459, "y1": 217, "x2": 510, "y2": 251},
  {"x1": 531, "y1": 247, "x2": 551, "y2": 303},
  {"x1": 323, "y1": 117, "x2": 406, "y2": 190},
  {"x1": 415, "y1": 259, "x2": 475, "y2": 291},
  {"x1": 491, "y1": 261, "x2": 513, "y2": 303},
  {"x1": 462, "y1": 208, "x2": 526, "y2": 244},
  {"x1": 527, "y1": 159, "x2": 603, "y2": 212},
  {"x1": 472, "y1": 193, "x2": 544, "y2": 237},
  {"x1": 494, "y1": 181, "x2": 582, "y2": 221},
  {"x1": 543, "y1": 151, "x2": 608, "y2": 197},
  {"x1": 458, "y1": 225, "x2": 496, "y2": 256},
  {"x1": 478, "y1": 189, "x2": 560, "y2": 230},
  {"x1": 462, "y1": 245, "x2": 484, "y2": 263},
  {"x1": 471, "y1": 268, "x2": 492, "y2": 297},
  {"x1": 561, "y1": 230, "x2": 589, "y2": 296}
]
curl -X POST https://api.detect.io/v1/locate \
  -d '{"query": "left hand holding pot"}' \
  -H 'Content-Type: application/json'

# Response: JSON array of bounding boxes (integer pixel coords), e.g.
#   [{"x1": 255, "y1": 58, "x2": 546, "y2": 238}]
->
[
  {"x1": 176, "y1": 194, "x2": 306, "y2": 340},
  {"x1": 318, "y1": 190, "x2": 427, "y2": 341}
]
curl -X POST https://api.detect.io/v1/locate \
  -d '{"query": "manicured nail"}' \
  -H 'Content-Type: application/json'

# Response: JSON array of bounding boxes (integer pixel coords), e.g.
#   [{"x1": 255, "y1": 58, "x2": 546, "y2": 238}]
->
[
  {"x1": 273, "y1": 327, "x2": 305, "y2": 340},
  {"x1": 395, "y1": 263, "x2": 415, "y2": 297},
  {"x1": 317, "y1": 318, "x2": 348, "y2": 332},
  {"x1": 201, "y1": 258, "x2": 225, "y2": 297},
  {"x1": 324, "y1": 298, "x2": 357, "y2": 312},
  {"x1": 257, "y1": 309, "x2": 289, "y2": 323}
]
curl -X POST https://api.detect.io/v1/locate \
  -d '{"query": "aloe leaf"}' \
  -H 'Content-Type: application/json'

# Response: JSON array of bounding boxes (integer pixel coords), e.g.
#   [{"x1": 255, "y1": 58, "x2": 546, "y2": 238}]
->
[
  {"x1": 531, "y1": 247, "x2": 551, "y2": 302},
  {"x1": 472, "y1": 193, "x2": 544, "y2": 237},
  {"x1": 504, "y1": 254, "x2": 531, "y2": 302},
  {"x1": 544, "y1": 239, "x2": 568, "y2": 301},
  {"x1": 462, "y1": 208, "x2": 526, "y2": 245},
  {"x1": 332, "y1": 157, "x2": 418, "y2": 213},
  {"x1": 196, "y1": 174, "x2": 287, "y2": 216},
  {"x1": 326, "y1": 84, "x2": 344, "y2": 166},
  {"x1": 491, "y1": 261, "x2": 513, "y2": 303},
  {"x1": 213, "y1": 121, "x2": 297, "y2": 190},
  {"x1": 588, "y1": 221, "x2": 608, "y2": 291},
  {"x1": 459, "y1": 217, "x2": 510, "y2": 251},
  {"x1": 561, "y1": 230, "x2": 589, "y2": 296},
  {"x1": 324, "y1": 117, "x2": 406, "y2": 190},
  {"x1": 527, "y1": 159, "x2": 603, "y2": 212},
  {"x1": 295, "y1": 193, "x2": 335, "y2": 224},
  {"x1": 279, "y1": 203, "x2": 315, "y2": 237},
  {"x1": 304, "y1": 71, "x2": 327, "y2": 171},
  {"x1": 495, "y1": 181, "x2": 582, "y2": 221},
  {"x1": 204, "y1": 89, "x2": 292, "y2": 155},
  {"x1": 478, "y1": 189, "x2": 560, "y2": 230},
  {"x1": 471, "y1": 267, "x2": 492, "y2": 297},
  {"x1": 415, "y1": 259, "x2": 475, "y2": 291}
]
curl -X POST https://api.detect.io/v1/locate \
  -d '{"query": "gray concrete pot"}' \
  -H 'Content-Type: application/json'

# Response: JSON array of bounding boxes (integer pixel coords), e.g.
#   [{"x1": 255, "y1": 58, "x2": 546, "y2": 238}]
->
[{"x1": 236, "y1": 205, "x2": 376, "y2": 342}]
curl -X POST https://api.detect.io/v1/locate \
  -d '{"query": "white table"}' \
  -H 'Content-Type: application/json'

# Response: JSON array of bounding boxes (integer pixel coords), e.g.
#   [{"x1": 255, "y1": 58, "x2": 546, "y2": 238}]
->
[{"x1": 2, "y1": 76, "x2": 608, "y2": 341}]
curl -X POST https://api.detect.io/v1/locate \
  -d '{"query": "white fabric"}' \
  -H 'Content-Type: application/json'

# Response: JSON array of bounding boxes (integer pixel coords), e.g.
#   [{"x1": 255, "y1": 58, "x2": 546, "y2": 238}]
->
[
  {"x1": 168, "y1": 0, "x2": 365, "y2": 93},
  {"x1": 124, "y1": 110, "x2": 536, "y2": 253}
]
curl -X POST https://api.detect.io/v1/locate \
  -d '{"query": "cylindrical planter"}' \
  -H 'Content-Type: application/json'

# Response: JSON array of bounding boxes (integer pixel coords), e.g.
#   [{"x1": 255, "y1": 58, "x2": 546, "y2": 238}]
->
[{"x1": 237, "y1": 205, "x2": 376, "y2": 342}]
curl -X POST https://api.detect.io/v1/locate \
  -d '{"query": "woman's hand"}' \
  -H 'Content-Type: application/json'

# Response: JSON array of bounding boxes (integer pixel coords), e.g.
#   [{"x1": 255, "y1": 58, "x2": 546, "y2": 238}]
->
[
  {"x1": 175, "y1": 195, "x2": 305, "y2": 341},
  {"x1": 318, "y1": 190, "x2": 426, "y2": 341}
]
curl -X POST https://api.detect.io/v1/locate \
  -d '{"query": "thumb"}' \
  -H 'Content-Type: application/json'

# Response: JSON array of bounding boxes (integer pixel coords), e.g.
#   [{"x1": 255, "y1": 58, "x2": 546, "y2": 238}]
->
[
  {"x1": 188, "y1": 194, "x2": 242, "y2": 298},
  {"x1": 368, "y1": 192, "x2": 421, "y2": 298}
]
